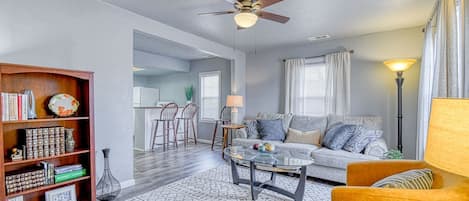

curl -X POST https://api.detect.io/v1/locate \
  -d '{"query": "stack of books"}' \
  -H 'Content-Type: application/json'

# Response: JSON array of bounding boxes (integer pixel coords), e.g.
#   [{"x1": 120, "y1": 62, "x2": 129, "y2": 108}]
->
[
  {"x1": 22, "y1": 127, "x2": 66, "y2": 160},
  {"x1": 5, "y1": 168, "x2": 45, "y2": 195},
  {"x1": 1, "y1": 92, "x2": 29, "y2": 121},
  {"x1": 54, "y1": 164, "x2": 86, "y2": 183}
]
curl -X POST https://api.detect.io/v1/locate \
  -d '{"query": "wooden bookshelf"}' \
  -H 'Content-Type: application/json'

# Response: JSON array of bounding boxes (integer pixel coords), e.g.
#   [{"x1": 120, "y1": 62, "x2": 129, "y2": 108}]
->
[{"x1": 0, "y1": 63, "x2": 96, "y2": 201}]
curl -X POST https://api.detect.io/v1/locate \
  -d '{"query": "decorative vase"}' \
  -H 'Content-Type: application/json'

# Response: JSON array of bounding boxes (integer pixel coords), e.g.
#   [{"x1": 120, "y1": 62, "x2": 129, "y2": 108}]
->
[
  {"x1": 96, "y1": 148, "x2": 121, "y2": 201},
  {"x1": 23, "y1": 89, "x2": 37, "y2": 119},
  {"x1": 65, "y1": 128, "x2": 75, "y2": 153}
]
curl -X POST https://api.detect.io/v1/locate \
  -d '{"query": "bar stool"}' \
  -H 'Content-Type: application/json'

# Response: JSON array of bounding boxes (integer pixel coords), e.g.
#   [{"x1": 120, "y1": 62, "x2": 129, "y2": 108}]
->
[
  {"x1": 211, "y1": 106, "x2": 231, "y2": 150},
  {"x1": 176, "y1": 103, "x2": 198, "y2": 146},
  {"x1": 150, "y1": 103, "x2": 179, "y2": 151}
]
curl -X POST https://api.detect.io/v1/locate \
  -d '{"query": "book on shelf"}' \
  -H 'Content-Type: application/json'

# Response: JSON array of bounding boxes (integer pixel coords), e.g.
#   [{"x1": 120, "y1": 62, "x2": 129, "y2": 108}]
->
[
  {"x1": 1, "y1": 92, "x2": 29, "y2": 121},
  {"x1": 20, "y1": 127, "x2": 66, "y2": 160},
  {"x1": 54, "y1": 164, "x2": 83, "y2": 174},
  {"x1": 54, "y1": 168, "x2": 86, "y2": 183}
]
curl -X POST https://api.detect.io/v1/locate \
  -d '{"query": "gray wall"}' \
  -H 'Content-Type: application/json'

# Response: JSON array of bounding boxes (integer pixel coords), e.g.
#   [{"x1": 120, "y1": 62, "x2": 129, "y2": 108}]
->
[
  {"x1": 190, "y1": 57, "x2": 232, "y2": 141},
  {"x1": 133, "y1": 75, "x2": 150, "y2": 87},
  {"x1": 141, "y1": 57, "x2": 231, "y2": 140},
  {"x1": 246, "y1": 27, "x2": 423, "y2": 159},
  {"x1": 1, "y1": 0, "x2": 246, "y2": 187}
]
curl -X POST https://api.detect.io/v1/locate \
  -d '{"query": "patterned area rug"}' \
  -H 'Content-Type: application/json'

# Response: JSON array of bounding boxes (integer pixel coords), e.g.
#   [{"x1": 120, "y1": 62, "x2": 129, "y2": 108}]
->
[{"x1": 126, "y1": 165, "x2": 332, "y2": 201}]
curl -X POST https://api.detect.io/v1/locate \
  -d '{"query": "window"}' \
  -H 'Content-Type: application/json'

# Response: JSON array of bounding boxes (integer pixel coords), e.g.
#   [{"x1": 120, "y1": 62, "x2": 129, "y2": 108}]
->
[
  {"x1": 199, "y1": 71, "x2": 221, "y2": 121},
  {"x1": 300, "y1": 59, "x2": 326, "y2": 116}
]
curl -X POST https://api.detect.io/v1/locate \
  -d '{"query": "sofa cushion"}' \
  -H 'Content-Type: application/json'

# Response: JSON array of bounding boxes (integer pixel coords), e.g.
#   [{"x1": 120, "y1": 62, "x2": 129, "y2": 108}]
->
[
  {"x1": 312, "y1": 148, "x2": 380, "y2": 169},
  {"x1": 276, "y1": 143, "x2": 320, "y2": 159},
  {"x1": 323, "y1": 124, "x2": 355, "y2": 150},
  {"x1": 290, "y1": 115, "x2": 328, "y2": 137},
  {"x1": 285, "y1": 128, "x2": 321, "y2": 146},
  {"x1": 256, "y1": 112, "x2": 293, "y2": 133},
  {"x1": 232, "y1": 139, "x2": 319, "y2": 159},
  {"x1": 328, "y1": 115, "x2": 383, "y2": 130},
  {"x1": 257, "y1": 119, "x2": 285, "y2": 141},
  {"x1": 343, "y1": 127, "x2": 383, "y2": 153},
  {"x1": 232, "y1": 138, "x2": 283, "y2": 148}
]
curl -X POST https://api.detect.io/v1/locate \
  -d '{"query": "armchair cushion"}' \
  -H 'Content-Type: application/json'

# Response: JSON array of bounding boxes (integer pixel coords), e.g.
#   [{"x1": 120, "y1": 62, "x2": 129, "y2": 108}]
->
[{"x1": 371, "y1": 168, "x2": 433, "y2": 189}]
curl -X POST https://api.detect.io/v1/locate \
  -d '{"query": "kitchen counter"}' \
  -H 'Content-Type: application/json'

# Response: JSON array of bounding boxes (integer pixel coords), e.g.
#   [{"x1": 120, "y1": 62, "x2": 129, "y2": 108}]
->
[{"x1": 133, "y1": 107, "x2": 197, "y2": 151}]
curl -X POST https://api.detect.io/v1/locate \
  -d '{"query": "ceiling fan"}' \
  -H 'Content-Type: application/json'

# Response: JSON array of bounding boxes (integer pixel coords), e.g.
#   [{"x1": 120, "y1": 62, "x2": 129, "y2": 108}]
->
[{"x1": 198, "y1": 0, "x2": 290, "y2": 29}]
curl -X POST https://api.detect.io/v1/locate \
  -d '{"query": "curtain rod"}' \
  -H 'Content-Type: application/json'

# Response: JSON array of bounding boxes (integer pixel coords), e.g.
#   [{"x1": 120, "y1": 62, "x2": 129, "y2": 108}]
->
[{"x1": 282, "y1": 50, "x2": 354, "y2": 62}]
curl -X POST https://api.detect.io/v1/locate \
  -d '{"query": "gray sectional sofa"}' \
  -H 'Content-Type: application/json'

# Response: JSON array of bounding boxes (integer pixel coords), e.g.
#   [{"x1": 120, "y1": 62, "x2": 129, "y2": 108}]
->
[{"x1": 233, "y1": 113, "x2": 388, "y2": 183}]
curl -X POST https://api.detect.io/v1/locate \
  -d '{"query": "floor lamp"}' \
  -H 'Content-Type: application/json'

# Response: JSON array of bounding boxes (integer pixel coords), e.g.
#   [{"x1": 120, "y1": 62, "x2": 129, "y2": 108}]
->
[{"x1": 384, "y1": 59, "x2": 416, "y2": 153}]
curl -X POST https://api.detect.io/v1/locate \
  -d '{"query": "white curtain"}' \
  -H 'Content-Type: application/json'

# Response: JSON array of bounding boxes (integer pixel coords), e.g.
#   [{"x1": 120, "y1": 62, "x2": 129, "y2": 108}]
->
[
  {"x1": 416, "y1": 0, "x2": 466, "y2": 160},
  {"x1": 325, "y1": 51, "x2": 351, "y2": 115},
  {"x1": 284, "y1": 58, "x2": 306, "y2": 114}
]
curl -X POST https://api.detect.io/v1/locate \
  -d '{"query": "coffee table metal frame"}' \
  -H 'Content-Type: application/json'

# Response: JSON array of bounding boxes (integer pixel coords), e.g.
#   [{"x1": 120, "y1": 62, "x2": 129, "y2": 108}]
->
[{"x1": 226, "y1": 148, "x2": 311, "y2": 201}]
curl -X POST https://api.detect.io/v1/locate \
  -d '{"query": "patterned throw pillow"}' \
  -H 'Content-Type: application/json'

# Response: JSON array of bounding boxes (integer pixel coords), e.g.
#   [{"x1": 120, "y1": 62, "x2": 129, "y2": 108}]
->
[
  {"x1": 323, "y1": 124, "x2": 356, "y2": 150},
  {"x1": 343, "y1": 127, "x2": 383, "y2": 153},
  {"x1": 322, "y1": 123, "x2": 344, "y2": 146},
  {"x1": 243, "y1": 120, "x2": 259, "y2": 139},
  {"x1": 285, "y1": 128, "x2": 321, "y2": 146},
  {"x1": 257, "y1": 119, "x2": 285, "y2": 141},
  {"x1": 372, "y1": 169, "x2": 433, "y2": 189}
]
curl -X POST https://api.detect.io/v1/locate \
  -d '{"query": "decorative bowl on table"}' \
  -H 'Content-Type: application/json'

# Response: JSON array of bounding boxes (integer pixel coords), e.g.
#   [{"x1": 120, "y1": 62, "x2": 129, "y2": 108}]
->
[{"x1": 48, "y1": 93, "x2": 80, "y2": 117}]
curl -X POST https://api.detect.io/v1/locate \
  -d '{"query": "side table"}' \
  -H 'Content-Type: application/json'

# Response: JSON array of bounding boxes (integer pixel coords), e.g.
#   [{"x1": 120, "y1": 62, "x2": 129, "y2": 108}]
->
[{"x1": 221, "y1": 124, "x2": 246, "y2": 159}]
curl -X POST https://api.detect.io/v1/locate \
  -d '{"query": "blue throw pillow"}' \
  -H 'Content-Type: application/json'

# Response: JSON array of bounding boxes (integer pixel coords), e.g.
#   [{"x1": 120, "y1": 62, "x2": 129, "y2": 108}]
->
[
  {"x1": 322, "y1": 123, "x2": 344, "y2": 146},
  {"x1": 343, "y1": 127, "x2": 383, "y2": 153},
  {"x1": 257, "y1": 119, "x2": 285, "y2": 141},
  {"x1": 323, "y1": 124, "x2": 356, "y2": 150}
]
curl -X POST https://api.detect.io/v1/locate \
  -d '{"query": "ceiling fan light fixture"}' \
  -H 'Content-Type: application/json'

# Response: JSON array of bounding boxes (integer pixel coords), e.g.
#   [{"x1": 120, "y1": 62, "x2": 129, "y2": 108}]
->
[{"x1": 234, "y1": 12, "x2": 258, "y2": 28}]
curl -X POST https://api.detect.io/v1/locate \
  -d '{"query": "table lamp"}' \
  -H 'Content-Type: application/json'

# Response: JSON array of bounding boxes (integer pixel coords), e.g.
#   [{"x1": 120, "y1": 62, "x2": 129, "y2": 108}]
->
[
  {"x1": 226, "y1": 95, "x2": 243, "y2": 124},
  {"x1": 384, "y1": 58, "x2": 416, "y2": 153},
  {"x1": 425, "y1": 98, "x2": 469, "y2": 178}
]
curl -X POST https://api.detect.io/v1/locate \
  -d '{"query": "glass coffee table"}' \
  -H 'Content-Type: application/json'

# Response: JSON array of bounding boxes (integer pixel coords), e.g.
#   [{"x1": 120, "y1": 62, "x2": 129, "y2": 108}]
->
[{"x1": 224, "y1": 146, "x2": 314, "y2": 201}]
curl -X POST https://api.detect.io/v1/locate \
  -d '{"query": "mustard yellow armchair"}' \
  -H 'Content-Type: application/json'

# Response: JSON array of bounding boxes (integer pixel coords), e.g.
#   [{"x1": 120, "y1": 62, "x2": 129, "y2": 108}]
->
[
  {"x1": 331, "y1": 160, "x2": 469, "y2": 201},
  {"x1": 332, "y1": 99, "x2": 469, "y2": 201}
]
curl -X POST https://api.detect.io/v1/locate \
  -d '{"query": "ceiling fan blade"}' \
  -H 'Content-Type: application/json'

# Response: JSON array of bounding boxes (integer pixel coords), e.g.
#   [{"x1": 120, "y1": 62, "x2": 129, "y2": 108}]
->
[
  {"x1": 198, "y1": 11, "x2": 236, "y2": 16},
  {"x1": 256, "y1": 10, "x2": 290, "y2": 23},
  {"x1": 258, "y1": 0, "x2": 283, "y2": 8}
]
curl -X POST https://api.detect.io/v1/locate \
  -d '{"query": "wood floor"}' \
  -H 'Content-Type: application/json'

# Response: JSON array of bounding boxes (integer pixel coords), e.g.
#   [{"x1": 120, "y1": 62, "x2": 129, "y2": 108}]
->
[{"x1": 116, "y1": 143, "x2": 226, "y2": 201}]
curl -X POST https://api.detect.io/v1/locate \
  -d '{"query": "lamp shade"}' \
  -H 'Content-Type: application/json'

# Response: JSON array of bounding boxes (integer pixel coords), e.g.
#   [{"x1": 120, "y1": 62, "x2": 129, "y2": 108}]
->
[
  {"x1": 234, "y1": 12, "x2": 258, "y2": 28},
  {"x1": 383, "y1": 59, "x2": 416, "y2": 72},
  {"x1": 226, "y1": 95, "x2": 243, "y2": 108},
  {"x1": 424, "y1": 98, "x2": 469, "y2": 178}
]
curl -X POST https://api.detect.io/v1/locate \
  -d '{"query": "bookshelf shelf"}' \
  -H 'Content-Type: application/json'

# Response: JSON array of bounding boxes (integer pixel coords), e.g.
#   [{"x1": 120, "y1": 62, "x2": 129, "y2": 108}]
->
[
  {"x1": 0, "y1": 63, "x2": 96, "y2": 201},
  {"x1": 2, "y1": 116, "x2": 90, "y2": 124},
  {"x1": 4, "y1": 149, "x2": 90, "y2": 166},
  {"x1": 6, "y1": 176, "x2": 90, "y2": 198}
]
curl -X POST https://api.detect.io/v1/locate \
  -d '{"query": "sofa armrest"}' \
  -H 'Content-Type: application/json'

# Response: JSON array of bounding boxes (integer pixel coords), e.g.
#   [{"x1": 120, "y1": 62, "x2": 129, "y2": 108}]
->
[
  {"x1": 233, "y1": 128, "x2": 247, "y2": 139},
  {"x1": 346, "y1": 160, "x2": 426, "y2": 186},
  {"x1": 364, "y1": 138, "x2": 388, "y2": 158}
]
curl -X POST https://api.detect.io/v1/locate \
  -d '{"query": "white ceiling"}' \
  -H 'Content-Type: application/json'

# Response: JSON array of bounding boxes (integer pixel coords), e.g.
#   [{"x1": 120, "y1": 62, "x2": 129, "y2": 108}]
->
[
  {"x1": 134, "y1": 31, "x2": 214, "y2": 60},
  {"x1": 106, "y1": 0, "x2": 435, "y2": 52}
]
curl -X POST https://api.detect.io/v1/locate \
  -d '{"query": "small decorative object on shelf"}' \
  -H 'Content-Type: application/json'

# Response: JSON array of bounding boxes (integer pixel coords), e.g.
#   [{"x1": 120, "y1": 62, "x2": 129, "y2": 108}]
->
[
  {"x1": 45, "y1": 184, "x2": 77, "y2": 201},
  {"x1": 97, "y1": 148, "x2": 121, "y2": 201},
  {"x1": 65, "y1": 128, "x2": 75, "y2": 153},
  {"x1": 384, "y1": 149, "x2": 404, "y2": 159},
  {"x1": 24, "y1": 89, "x2": 37, "y2": 119},
  {"x1": 10, "y1": 148, "x2": 23, "y2": 161},
  {"x1": 48, "y1": 93, "x2": 80, "y2": 117},
  {"x1": 185, "y1": 85, "x2": 193, "y2": 104}
]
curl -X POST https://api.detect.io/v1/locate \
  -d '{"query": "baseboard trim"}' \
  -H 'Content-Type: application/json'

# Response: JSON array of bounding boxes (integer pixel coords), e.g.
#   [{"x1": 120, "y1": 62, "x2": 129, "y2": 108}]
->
[
  {"x1": 133, "y1": 147, "x2": 145, "y2": 152},
  {"x1": 197, "y1": 139, "x2": 211, "y2": 144},
  {"x1": 120, "y1": 179, "x2": 136, "y2": 189}
]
